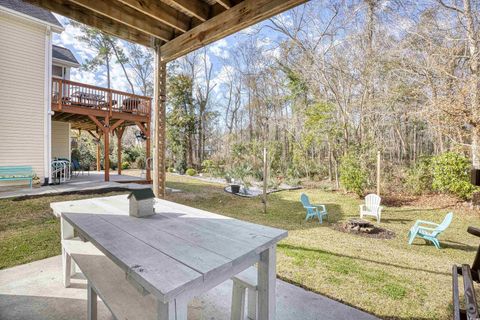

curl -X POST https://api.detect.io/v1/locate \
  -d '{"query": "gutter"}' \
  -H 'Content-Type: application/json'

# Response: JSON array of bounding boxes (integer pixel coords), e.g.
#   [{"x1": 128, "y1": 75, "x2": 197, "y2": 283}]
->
[{"x1": 43, "y1": 26, "x2": 53, "y2": 185}]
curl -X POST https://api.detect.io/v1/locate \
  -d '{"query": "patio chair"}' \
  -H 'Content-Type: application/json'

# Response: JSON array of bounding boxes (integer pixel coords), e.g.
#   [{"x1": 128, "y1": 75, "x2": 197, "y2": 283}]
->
[
  {"x1": 300, "y1": 193, "x2": 328, "y2": 223},
  {"x1": 359, "y1": 194, "x2": 383, "y2": 223},
  {"x1": 408, "y1": 212, "x2": 453, "y2": 249},
  {"x1": 71, "y1": 159, "x2": 81, "y2": 177}
]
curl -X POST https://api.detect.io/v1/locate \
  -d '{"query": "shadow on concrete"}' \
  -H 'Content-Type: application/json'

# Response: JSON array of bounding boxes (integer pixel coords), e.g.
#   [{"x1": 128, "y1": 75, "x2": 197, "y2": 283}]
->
[{"x1": 0, "y1": 294, "x2": 114, "y2": 320}]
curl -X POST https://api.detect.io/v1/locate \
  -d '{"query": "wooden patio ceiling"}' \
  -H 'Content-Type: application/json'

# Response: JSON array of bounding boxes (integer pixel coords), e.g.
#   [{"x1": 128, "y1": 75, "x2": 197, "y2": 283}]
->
[{"x1": 24, "y1": 0, "x2": 307, "y2": 61}]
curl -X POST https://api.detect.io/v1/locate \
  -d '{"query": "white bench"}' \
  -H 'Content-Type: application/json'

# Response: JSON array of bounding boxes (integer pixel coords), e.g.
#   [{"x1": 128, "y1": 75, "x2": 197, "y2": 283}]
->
[
  {"x1": 231, "y1": 267, "x2": 258, "y2": 320},
  {"x1": 65, "y1": 239, "x2": 261, "y2": 320},
  {"x1": 62, "y1": 239, "x2": 158, "y2": 320}
]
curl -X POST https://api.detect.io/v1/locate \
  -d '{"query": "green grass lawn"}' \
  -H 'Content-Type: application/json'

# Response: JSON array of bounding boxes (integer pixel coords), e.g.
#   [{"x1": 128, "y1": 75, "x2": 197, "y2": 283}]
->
[
  {"x1": 0, "y1": 175, "x2": 478, "y2": 319},
  {"x1": 165, "y1": 175, "x2": 478, "y2": 320},
  {"x1": 0, "y1": 191, "x2": 125, "y2": 269}
]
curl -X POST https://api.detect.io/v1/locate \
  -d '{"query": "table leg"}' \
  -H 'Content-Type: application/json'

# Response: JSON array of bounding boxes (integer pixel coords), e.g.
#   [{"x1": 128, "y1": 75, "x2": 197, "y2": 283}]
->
[
  {"x1": 258, "y1": 245, "x2": 276, "y2": 320},
  {"x1": 157, "y1": 300, "x2": 175, "y2": 320},
  {"x1": 231, "y1": 282, "x2": 246, "y2": 320},
  {"x1": 156, "y1": 298, "x2": 187, "y2": 320},
  {"x1": 175, "y1": 298, "x2": 188, "y2": 320}
]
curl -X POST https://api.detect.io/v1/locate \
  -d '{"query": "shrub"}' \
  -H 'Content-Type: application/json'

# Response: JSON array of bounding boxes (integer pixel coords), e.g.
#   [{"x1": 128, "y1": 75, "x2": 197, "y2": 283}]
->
[
  {"x1": 121, "y1": 162, "x2": 130, "y2": 170},
  {"x1": 405, "y1": 157, "x2": 433, "y2": 195},
  {"x1": 339, "y1": 153, "x2": 368, "y2": 196},
  {"x1": 201, "y1": 159, "x2": 224, "y2": 177},
  {"x1": 174, "y1": 158, "x2": 186, "y2": 175},
  {"x1": 431, "y1": 151, "x2": 475, "y2": 200},
  {"x1": 201, "y1": 159, "x2": 214, "y2": 173},
  {"x1": 186, "y1": 168, "x2": 197, "y2": 176},
  {"x1": 167, "y1": 167, "x2": 174, "y2": 173},
  {"x1": 135, "y1": 155, "x2": 146, "y2": 169}
]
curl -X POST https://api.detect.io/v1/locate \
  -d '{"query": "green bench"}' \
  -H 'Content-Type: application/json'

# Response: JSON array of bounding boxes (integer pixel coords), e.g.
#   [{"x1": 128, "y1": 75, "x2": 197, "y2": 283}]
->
[{"x1": 0, "y1": 166, "x2": 35, "y2": 189}]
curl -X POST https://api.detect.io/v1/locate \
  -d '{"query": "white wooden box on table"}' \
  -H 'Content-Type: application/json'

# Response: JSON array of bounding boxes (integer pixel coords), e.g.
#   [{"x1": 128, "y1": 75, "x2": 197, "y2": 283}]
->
[{"x1": 51, "y1": 195, "x2": 287, "y2": 320}]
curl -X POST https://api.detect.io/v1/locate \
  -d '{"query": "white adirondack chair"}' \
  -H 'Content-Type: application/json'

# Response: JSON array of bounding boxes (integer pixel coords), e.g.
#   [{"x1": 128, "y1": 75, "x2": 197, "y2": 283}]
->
[{"x1": 359, "y1": 194, "x2": 383, "y2": 223}]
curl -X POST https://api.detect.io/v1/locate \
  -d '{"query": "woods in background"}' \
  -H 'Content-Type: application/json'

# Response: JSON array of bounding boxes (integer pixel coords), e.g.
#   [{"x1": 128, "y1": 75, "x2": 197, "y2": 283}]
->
[
  {"x1": 70, "y1": 0, "x2": 480, "y2": 199},
  {"x1": 163, "y1": 0, "x2": 479, "y2": 199}
]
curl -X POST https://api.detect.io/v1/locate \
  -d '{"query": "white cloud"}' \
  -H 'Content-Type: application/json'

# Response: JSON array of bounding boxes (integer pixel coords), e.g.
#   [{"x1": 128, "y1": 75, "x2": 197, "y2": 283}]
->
[
  {"x1": 208, "y1": 38, "x2": 230, "y2": 59},
  {"x1": 70, "y1": 69, "x2": 96, "y2": 84}
]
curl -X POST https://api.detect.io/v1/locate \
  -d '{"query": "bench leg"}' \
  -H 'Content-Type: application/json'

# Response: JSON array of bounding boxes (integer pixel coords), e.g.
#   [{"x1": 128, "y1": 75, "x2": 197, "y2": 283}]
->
[
  {"x1": 231, "y1": 281, "x2": 246, "y2": 320},
  {"x1": 62, "y1": 248, "x2": 71, "y2": 288},
  {"x1": 247, "y1": 287, "x2": 257, "y2": 320},
  {"x1": 60, "y1": 217, "x2": 75, "y2": 287},
  {"x1": 87, "y1": 281, "x2": 97, "y2": 320}
]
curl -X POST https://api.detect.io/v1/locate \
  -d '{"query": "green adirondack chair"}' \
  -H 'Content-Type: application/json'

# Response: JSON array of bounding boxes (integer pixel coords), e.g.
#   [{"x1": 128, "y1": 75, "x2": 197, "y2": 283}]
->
[
  {"x1": 408, "y1": 212, "x2": 453, "y2": 249},
  {"x1": 300, "y1": 193, "x2": 328, "y2": 223}
]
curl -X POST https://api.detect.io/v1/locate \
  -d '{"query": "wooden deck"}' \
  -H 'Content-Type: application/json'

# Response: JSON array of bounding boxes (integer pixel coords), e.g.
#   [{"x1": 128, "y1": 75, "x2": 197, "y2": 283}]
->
[
  {"x1": 51, "y1": 78, "x2": 151, "y2": 131},
  {"x1": 51, "y1": 79, "x2": 152, "y2": 182}
]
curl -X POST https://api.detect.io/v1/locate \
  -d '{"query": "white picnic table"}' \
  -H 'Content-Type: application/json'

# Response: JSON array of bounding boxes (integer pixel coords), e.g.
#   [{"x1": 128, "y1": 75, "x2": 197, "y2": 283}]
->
[{"x1": 51, "y1": 195, "x2": 287, "y2": 319}]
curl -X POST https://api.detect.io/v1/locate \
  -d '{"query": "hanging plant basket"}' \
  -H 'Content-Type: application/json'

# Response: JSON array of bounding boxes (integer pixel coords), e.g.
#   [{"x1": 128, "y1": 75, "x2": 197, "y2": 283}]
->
[{"x1": 135, "y1": 130, "x2": 147, "y2": 141}]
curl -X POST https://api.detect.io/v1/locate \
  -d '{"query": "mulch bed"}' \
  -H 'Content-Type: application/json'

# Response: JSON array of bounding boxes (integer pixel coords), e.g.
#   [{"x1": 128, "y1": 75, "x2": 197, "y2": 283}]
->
[{"x1": 332, "y1": 219, "x2": 396, "y2": 239}]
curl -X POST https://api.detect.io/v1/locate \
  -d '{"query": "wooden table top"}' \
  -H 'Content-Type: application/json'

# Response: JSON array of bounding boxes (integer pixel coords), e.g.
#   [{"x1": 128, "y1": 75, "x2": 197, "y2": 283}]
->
[{"x1": 54, "y1": 195, "x2": 287, "y2": 303}]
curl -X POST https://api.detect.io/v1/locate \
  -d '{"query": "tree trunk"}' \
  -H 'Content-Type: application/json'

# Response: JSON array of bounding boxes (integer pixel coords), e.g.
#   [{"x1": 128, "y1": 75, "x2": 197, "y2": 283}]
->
[{"x1": 463, "y1": 0, "x2": 480, "y2": 167}]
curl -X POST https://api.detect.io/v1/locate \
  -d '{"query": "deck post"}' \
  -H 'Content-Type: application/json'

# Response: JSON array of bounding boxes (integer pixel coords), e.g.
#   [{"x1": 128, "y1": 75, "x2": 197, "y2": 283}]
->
[
  {"x1": 96, "y1": 130, "x2": 102, "y2": 171},
  {"x1": 104, "y1": 118, "x2": 110, "y2": 182},
  {"x1": 146, "y1": 122, "x2": 151, "y2": 182},
  {"x1": 153, "y1": 42, "x2": 166, "y2": 198},
  {"x1": 58, "y1": 79, "x2": 63, "y2": 111},
  {"x1": 117, "y1": 127, "x2": 124, "y2": 175}
]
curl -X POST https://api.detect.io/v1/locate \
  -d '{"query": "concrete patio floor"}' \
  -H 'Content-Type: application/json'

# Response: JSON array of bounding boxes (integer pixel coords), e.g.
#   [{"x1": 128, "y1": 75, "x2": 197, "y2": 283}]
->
[
  {"x1": 0, "y1": 171, "x2": 179, "y2": 199},
  {"x1": 0, "y1": 256, "x2": 378, "y2": 320}
]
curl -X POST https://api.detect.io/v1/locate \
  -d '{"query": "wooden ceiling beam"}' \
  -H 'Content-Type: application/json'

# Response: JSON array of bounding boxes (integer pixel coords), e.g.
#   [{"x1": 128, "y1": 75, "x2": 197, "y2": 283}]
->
[
  {"x1": 24, "y1": 0, "x2": 154, "y2": 46},
  {"x1": 215, "y1": 0, "x2": 232, "y2": 10},
  {"x1": 69, "y1": 0, "x2": 174, "y2": 41},
  {"x1": 167, "y1": 0, "x2": 210, "y2": 22},
  {"x1": 117, "y1": 0, "x2": 191, "y2": 33},
  {"x1": 161, "y1": 0, "x2": 308, "y2": 61}
]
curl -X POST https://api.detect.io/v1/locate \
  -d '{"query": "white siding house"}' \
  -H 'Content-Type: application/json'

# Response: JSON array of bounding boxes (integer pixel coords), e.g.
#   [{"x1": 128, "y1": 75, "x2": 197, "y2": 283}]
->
[{"x1": 0, "y1": 0, "x2": 79, "y2": 185}]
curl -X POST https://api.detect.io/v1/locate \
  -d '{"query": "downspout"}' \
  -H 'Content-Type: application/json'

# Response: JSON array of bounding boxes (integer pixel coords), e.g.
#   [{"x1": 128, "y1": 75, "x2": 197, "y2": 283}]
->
[{"x1": 43, "y1": 26, "x2": 53, "y2": 185}]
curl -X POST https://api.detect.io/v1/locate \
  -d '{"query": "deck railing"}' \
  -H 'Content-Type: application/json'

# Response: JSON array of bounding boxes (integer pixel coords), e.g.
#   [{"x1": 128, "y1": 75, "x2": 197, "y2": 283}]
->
[{"x1": 52, "y1": 78, "x2": 151, "y2": 117}]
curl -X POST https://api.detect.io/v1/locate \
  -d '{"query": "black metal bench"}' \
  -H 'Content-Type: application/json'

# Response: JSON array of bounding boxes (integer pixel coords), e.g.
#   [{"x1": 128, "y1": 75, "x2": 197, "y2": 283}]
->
[{"x1": 453, "y1": 227, "x2": 480, "y2": 320}]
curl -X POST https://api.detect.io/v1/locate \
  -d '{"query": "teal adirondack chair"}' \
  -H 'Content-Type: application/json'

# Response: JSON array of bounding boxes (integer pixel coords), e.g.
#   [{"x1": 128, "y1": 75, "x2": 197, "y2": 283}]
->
[
  {"x1": 408, "y1": 212, "x2": 453, "y2": 249},
  {"x1": 300, "y1": 193, "x2": 328, "y2": 223}
]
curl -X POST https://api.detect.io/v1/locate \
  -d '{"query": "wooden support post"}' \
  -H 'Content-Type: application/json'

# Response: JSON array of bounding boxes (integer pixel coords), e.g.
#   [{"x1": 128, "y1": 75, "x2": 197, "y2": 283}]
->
[
  {"x1": 58, "y1": 80, "x2": 63, "y2": 111},
  {"x1": 146, "y1": 122, "x2": 151, "y2": 182},
  {"x1": 153, "y1": 42, "x2": 167, "y2": 198},
  {"x1": 117, "y1": 127, "x2": 124, "y2": 175},
  {"x1": 96, "y1": 131, "x2": 102, "y2": 172},
  {"x1": 104, "y1": 126, "x2": 110, "y2": 182},
  {"x1": 263, "y1": 147, "x2": 268, "y2": 214},
  {"x1": 376, "y1": 150, "x2": 381, "y2": 196}
]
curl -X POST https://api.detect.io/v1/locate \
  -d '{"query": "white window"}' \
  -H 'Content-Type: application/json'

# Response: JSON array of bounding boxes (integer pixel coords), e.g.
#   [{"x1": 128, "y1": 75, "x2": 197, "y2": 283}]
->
[{"x1": 52, "y1": 65, "x2": 64, "y2": 78}]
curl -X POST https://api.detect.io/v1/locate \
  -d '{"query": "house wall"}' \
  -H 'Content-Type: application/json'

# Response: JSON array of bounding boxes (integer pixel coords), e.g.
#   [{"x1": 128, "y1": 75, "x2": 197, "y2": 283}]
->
[
  {"x1": 0, "y1": 11, "x2": 47, "y2": 183},
  {"x1": 51, "y1": 121, "x2": 70, "y2": 160}
]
